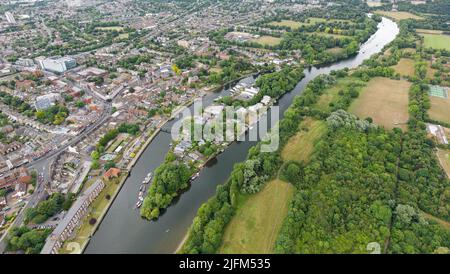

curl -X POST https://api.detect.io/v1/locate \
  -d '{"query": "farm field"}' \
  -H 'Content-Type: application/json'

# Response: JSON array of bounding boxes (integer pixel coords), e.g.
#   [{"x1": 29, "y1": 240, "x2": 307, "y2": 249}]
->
[
  {"x1": 219, "y1": 179, "x2": 294, "y2": 254},
  {"x1": 421, "y1": 34, "x2": 450, "y2": 51},
  {"x1": 436, "y1": 149, "x2": 450, "y2": 179},
  {"x1": 374, "y1": 11, "x2": 424, "y2": 21},
  {"x1": 349, "y1": 77, "x2": 411, "y2": 129},
  {"x1": 429, "y1": 95, "x2": 450, "y2": 124},
  {"x1": 281, "y1": 118, "x2": 327, "y2": 163},
  {"x1": 392, "y1": 58, "x2": 416, "y2": 77},
  {"x1": 251, "y1": 35, "x2": 282, "y2": 46}
]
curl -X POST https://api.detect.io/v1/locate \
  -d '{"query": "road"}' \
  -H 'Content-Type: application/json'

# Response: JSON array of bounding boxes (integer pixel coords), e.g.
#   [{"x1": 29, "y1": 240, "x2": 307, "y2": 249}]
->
[{"x1": 0, "y1": 96, "x2": 112, "y2": 253}]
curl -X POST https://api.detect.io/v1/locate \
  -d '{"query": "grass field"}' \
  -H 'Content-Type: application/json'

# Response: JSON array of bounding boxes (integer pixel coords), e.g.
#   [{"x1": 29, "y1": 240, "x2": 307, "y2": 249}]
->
[
  {"x1": 416, "y1": 29, "x2": 443, "y2": 35},
  {"x1": 374, "y1": 11, "x2": 424, "y2": 21},
  {"x1": 421, "y1": 34, "x2": 450, "y2": 51},
  {"x1": 219, "y1": 179, "x2": 295, "y2": 254},
  {"x1": 392, "y1": 58, "x2": 416, "y2": 77},
  {"x1": 281, "y1": 118, "x2": 327, "y2": 163},
  {"x1": 429, "y1": 96, "x2": 450, "y2": 124},
  {"x1": 326, "y1": 47, "x2": 345, "y2": 56},
  {"x1": 367, "y1": 1, "x2": 384, "y2": 7},
  {"x1": 349, "y1": 77, "x2": 411, "y2": 129},
  {"x1": 315, "y1": 77, "x2": 365, "y2": 112},
  {"x1": 310, "y1": 32, "x2": 350, "y2": 39},
  {"x1": 436, "y1": 149, "x2": 450, "y2": 179},
  {"x1": 251, "y1": 36, "x2": 282, "y2": 46},
  {"x1": 427, "y1": 62, "x2": 437, "y2": 79},
  {"x1": 421, "y1": 210, "x2": 450, "y2": 231},
  {"x1": 268, "y1": 20, "x2": 302, "y2": 30},
  {"x1": 96, "y1": 26, "x2": 124, "y2": 31}
]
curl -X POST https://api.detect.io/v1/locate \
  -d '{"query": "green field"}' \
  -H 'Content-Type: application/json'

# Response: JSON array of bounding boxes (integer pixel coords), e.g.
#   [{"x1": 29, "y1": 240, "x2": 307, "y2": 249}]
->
[
  {"x1": 392, "y1": 58, "x2": 416, "y2": 77},
  {"x1": 314, "y1": 77, "x2": 365, "y2": 112},
  {"x1": 281, "y1": 118, "x2": 327, "y2": 163},
  {"x1": 349, "y1": 77, "x2": 411, "y2": 130},
  {"x1": 251, "y1": 36, "x2": 282, "y2": 46},
  {"x1": 96, "y1": 26, "x2": 124, "y2": 31},
  {"x1": 219, "y1": 179, "x2": 294, "y2": 254},
  {"x1": 421, "y1": 34, "x2": 450, "y2": 51},
  {"x1": 436, "y1": 149, "x2": 450, "y2": 179},
  {"x1": 429, "y1": 95, "x2": 450, "y2": 124},
  {"x1": 268, "y1": 20, "x2": 302, "y2": 30},
  {"x1": 374, "y1": 11, "x2": 424, "y2": 21}
]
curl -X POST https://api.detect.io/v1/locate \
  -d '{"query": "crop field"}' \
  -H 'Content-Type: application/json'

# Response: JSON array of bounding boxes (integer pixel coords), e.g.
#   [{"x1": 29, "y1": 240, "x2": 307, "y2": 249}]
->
[
  {"x1": 392, "y1": 58, "x2": 416, "y2": 77},
  {"x1": 349, "y1": 77, "x2": 411, "y2": 129},
  {"x1": 281, "y1": 118, "x2": 327, "y2": 163},
  {"x1": 374, "y1": 11, "x2": 424, "y2": 21},
  {"x1": 251, "y1": 36, "x2": 282, "y2": 46},
  {"x1": 219, "y1": 179, "x2": 294, "y2": 254},
  {"x1": 421, "y1": 34, "x2": 450, "y2": 51}
]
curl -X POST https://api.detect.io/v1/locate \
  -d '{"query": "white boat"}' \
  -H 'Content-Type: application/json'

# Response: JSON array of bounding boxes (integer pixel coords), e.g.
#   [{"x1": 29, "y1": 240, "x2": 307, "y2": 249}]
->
[
  {"x1": 142, "y1": 172, "x2": 152, "y2": 184},
  {"x1": 135, "y1": 200, "x2": 142, "y2": 208}
]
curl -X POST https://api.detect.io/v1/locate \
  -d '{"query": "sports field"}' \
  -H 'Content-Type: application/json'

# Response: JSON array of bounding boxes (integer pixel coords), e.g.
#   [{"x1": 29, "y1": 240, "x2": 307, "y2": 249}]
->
[
  {"x1": 374, "y1": 11, "x2": 424, "y2": 21},
  {"x1": 421, "y1": 34, "x2": 450, "y2": 51},
  {"x1": 349, "y1": 77, "x2": 411, "y2": 129},
  {"x1": 251, "y1": 36, "x2": 282, "y2": 46},
  {"x1": 219, "y1": 179, "x2": 294, "y2": 254},
  {"x1": 392, "y1": 58, "x2": 416, "y2": 77},
  {"x1": 281, "y1": 118, "x2": 327, "y2": 163}
]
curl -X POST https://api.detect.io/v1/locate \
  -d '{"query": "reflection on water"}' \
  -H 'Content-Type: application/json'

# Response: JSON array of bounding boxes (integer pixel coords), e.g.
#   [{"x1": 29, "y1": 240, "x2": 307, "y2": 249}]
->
[{"x1": 85, "y1": 17, "x2": 399, "y2": 254}]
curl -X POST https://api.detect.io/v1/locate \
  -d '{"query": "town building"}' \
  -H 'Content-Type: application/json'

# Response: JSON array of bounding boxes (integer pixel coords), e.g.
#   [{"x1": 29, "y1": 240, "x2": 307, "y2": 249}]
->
[
  {"x1": 36, "y1": 57, "x2": 77, "y2": 73},
  {"x1": 40, "y1": 179, "x2": 106, "y2": 254}
]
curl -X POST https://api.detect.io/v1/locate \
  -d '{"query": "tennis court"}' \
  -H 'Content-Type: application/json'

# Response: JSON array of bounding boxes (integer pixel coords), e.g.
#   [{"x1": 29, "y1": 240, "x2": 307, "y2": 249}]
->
[{"x1": 428, "y1": 85, "x2": 448, "y2": 99}]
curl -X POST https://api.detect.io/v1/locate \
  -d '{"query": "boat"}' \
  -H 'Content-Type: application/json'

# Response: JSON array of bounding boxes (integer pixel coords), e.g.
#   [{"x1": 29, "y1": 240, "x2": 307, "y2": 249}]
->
[
  {"x1": 142, "y1": 172, "x2": 152, "y2": 184},
  {"x1": 191, "y1": 172, "x2": 200, "y2": 181},
  {"x1": 135, "y1": 200, "x2": 143, "y2": 208}
]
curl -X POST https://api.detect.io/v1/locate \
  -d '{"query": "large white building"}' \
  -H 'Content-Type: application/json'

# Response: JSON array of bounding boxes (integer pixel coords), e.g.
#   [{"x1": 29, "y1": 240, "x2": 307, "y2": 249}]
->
[
  {"x1": 36, "y1": 57, "x2": 77, "y2": 74},
  {"x1": 4, "y1": 12, "x2": 16, "y2": 24}
]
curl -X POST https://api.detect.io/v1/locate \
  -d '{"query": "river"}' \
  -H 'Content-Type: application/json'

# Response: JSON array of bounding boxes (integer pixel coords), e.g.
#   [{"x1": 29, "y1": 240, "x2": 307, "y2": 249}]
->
[{"x1": 84, "y1": 17, "x2": 399, "y2": 254}]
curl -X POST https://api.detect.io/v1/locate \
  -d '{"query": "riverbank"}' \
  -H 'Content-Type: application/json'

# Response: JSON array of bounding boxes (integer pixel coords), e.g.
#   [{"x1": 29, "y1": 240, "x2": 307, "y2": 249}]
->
[
  {"x1": 59, "y1": 172, "x2": 129, "y2": 254},
  {"x1": 85, "y1": 17, "x2": 399, "y2": 254}
]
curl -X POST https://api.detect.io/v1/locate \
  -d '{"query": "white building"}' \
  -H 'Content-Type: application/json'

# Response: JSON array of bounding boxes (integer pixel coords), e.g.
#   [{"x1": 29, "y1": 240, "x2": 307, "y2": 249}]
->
[
  {"x1": 36, "y1": 57, "x2": 77, "y2": 73},
  {"x1": 5, "y1": 12, "x2": 16, "y2": 24}
]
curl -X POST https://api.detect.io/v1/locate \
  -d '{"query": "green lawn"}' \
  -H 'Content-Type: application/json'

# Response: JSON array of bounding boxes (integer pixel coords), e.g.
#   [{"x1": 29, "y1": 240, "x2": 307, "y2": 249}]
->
[
  {"x1": 281, "y1": 118, "x2": 327, "y2": 163},
  {"x1": 421, "y1": 34, "x2": 450, "y2": 51},
  {"x1": 314, "y1": 77, "x2": 365, "y2": 112},
  {"x1": 251, "y1": 36, "x2": 282, "y2": 46},
  {"x1": 219, "y1": 179, "x2": 294, "y2": 254}
]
